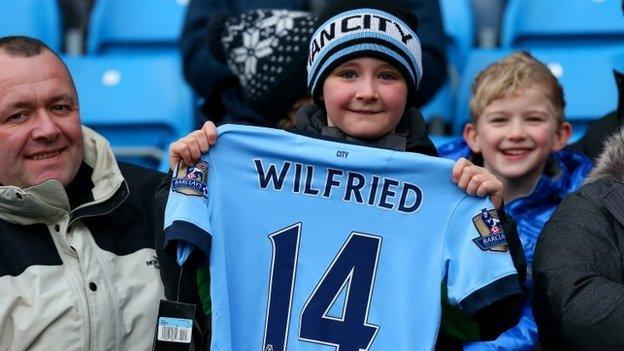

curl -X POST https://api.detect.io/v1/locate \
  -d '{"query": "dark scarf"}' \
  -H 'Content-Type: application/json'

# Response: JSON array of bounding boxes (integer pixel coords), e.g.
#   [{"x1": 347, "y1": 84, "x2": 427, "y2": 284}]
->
[{"x1": 293, "y1": 104, "x2": 438, "y2": 156}]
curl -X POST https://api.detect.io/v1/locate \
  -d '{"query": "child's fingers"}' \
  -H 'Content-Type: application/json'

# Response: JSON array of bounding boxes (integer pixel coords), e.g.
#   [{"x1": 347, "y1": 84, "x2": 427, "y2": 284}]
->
[
  {"x1": 168, "y1": 140, "x2": 188, "y2": 170},
  {"x1": 456, "y1": 163, "x2": 479, "y2": 190},
  {"x1": 465, "y1": 172, "x2": 487, "y2": 195},
  {"x1": 191, "y1": 129, "x2": 210, "y2": 154},
  {"x1": 451, "y1": 157, "x2": 471, "y2": 183},
  {"x1": 476, "y1": 179, "x2": 504, "y2": 209},
  {"x1": 183, "y1": 135, "x2": 203, "y2": 164},
  {"x1": 201, "y1": 121, "x2": 218, "y2": 145},
  {"x1": 475, "y1": 179, "x2": 498, "y2": 197}
]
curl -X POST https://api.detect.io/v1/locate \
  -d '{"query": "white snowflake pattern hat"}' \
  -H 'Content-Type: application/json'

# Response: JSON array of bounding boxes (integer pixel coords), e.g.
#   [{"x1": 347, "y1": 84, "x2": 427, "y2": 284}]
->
[{"x1": 216, "y1": 9, "x2": 316, "y2": 119}]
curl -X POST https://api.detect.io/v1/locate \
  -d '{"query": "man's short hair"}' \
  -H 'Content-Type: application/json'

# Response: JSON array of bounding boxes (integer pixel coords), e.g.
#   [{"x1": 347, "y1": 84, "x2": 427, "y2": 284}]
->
[
  {"x1": 469, "y1": 51, "x2": 565, "y2": 125},
  {"x1": 0, "y1": 36, "x2": 48, "y2": 57},
  {"x1": 0, "y1": 36, "x2": 78, "y2": 99}
]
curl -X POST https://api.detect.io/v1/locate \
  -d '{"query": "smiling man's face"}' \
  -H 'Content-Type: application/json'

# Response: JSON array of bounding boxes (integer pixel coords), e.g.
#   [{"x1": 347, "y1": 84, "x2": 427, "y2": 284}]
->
[{"x1": 0, "y1": 49, "x2": 83, "y2": 188}]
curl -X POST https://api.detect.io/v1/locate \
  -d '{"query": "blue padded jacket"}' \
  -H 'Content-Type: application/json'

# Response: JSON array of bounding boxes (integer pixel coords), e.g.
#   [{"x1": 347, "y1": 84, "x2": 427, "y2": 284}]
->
[{"x1": 438, "y1": 138, "x2": 593, "y2": 351}]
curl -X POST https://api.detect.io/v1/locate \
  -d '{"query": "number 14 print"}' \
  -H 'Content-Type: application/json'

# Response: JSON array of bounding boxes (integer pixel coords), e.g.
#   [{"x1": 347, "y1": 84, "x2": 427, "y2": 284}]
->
[{"x1": 263, "y1": 223, "x2": 382, "y2": 351}]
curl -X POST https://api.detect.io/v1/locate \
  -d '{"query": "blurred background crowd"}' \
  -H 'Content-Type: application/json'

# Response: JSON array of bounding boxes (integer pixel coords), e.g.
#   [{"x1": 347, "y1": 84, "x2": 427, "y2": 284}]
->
[{"x1": 6, "y1": 0, "x2": 622, "y2": 171}]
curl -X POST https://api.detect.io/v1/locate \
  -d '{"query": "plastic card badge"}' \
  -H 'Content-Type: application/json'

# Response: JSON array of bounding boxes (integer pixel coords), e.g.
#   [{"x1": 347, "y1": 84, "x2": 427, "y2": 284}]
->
[{"x1": 153, "y1": 300, "x2": 195, "y2": 351}]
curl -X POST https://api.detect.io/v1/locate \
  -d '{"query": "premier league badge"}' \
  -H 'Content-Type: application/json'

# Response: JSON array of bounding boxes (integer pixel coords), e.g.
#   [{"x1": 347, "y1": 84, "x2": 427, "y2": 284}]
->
[
  {"x1": 172, "y1": 161, "x2": 209, "y2": 197},
  {"x1": 471, "y1": 208, "x2": 508, "y2": 252}
]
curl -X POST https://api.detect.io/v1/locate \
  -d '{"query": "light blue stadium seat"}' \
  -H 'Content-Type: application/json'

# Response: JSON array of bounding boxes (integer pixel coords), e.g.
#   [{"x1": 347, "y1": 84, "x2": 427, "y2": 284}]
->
[
  {"x1": 420, "y1": 0, "x2": 474, "y2": 126},
  {"x1": 420, "y1": 82, "x2": 453, "y2": 126},
  {"x1": 63, "y1": 54, "x2": 194, "y2": 169},
  {"x1": 429, "y1": 135, "x2": 462, "y2": 149},
  {"x1": 87, "y1": 0, "x2": 189, "y2": 55},
  {"x1": 439, "y1": 0, "x2": 475, "y2": 72},
  {"x1": 0, "y1": 0, "x2": 62, "y2": 51},
  {"x1": 453, "y1": 48, "x2": 512, "y2": 136},
  {"x1": 453, "y1": 48, "x2": 619, "y2": 142},
  {"x1": 530, "y1": 47, "x2": 619, "y2": 142},
  {"x1": 502, "y1": 0, "x2": 624, "y2": 48}
]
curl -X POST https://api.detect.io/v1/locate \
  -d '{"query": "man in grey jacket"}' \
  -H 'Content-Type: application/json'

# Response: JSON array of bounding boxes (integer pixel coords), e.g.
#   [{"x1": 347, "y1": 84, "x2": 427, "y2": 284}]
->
[{"x1": 0, "y1": 36, "x2": 165, "y2": 350}]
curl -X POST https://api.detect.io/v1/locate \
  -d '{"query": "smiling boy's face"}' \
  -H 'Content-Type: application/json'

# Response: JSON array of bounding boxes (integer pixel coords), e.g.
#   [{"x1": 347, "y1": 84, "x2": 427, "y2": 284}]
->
[
  {"x1": 464, "y1": 84, "x2": 571, "y2": 186},
  {"x1": 321, "y1": 57, "x2": 408, "y2": 139}
]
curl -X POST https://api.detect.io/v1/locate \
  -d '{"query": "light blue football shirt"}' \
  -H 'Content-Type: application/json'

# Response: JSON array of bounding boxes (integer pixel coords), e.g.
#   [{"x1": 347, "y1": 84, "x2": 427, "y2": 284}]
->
[{"x1": 164, "y1": 124, "x2": 520, "y2": 351}]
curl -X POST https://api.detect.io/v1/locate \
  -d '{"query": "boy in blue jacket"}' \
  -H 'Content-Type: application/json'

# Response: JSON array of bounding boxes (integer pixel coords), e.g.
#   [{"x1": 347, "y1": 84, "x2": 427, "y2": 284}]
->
[{"x1": 439, "y1": 51, "x2": 594, "y2": 350}]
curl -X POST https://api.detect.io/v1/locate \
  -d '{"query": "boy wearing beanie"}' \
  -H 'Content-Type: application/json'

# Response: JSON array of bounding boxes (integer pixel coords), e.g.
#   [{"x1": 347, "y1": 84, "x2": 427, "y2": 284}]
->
[{"x1": 165, "y1": 1, "x2": 525, "y2": 348}]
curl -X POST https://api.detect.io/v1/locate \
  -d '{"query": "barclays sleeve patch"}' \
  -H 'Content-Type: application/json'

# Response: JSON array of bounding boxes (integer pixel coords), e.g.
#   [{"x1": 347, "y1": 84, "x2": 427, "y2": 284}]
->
[
  {"x1": 172, "y1": 161, "x2": 209, "y2": 198},
  {"x1": 471, "y1": 208, "x2": 508, "y2": 252}
]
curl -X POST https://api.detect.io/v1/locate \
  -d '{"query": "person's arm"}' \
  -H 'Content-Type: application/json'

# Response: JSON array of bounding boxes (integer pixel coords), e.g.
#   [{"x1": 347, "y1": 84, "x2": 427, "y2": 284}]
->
[
  {"x1": 533, "y1": 193, "x2": 624, "y2": 350},
  {"x1": 400, "y1": 0, "x2": 447, "y2": 106},
  {"x1": 463, "y1": 298, "x2": 536, "y2": 351},
  {"x1": 179, "y1": 0, "x2": 236, "y2": 121}
]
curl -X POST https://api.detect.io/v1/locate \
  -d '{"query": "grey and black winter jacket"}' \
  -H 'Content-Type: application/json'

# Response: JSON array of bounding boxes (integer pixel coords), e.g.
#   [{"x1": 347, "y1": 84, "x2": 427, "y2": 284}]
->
[
  {"x1": 0, "y1": 127, "x2": 165, "y2": 350},
  {"x1": 534, "y1": 126, "x2": 624, "y2": 350}
]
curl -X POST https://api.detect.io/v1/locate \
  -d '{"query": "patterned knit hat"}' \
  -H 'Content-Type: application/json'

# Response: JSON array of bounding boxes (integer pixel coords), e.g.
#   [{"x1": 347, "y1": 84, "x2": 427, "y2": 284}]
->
[
  {"x1": 307, "y1": 0, "x2": 423, "y2": 107},
  {"x1": 216, "y1": 9, "x2": 316, "y2": 121}
]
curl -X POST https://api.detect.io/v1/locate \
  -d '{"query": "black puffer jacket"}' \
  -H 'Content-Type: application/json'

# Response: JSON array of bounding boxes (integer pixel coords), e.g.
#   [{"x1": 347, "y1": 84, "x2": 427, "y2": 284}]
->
[{"x1": 534, "y1": 127, "x2": 624, "y2": 350}]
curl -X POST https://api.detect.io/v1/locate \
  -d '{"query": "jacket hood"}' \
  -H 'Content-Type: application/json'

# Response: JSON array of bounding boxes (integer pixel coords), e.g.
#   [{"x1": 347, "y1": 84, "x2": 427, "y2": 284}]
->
[{"x1": 585, "y1": 125, "x2": 624, "y2": 183}]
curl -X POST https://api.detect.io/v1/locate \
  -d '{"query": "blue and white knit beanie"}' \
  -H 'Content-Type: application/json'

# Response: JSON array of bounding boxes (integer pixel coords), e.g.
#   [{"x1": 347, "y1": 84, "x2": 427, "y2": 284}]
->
[{"x1": 307, "y1": 0, "x2": 423, "y2": 107}]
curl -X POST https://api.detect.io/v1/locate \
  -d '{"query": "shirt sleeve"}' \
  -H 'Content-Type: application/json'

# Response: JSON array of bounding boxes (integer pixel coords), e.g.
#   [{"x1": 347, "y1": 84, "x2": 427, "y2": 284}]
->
[
  {"x1": 163, "y1": 154, "x2": 215, "y2": 263},
  {"x1": 444, "y1": 196, "x2": 522, "y2": 316}
]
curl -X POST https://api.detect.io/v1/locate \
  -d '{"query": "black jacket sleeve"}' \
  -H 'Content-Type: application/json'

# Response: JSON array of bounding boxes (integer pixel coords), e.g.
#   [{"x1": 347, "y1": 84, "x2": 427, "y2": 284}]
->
[{"x1": 533, "y1": 182, "x2": 624, "y2": 351}]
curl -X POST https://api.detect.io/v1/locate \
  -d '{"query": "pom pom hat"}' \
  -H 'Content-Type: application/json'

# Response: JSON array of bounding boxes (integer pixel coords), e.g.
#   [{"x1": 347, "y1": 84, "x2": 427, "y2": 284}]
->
[{"x1": 307, "y1": 0, "x2": 423, "y2": 107}]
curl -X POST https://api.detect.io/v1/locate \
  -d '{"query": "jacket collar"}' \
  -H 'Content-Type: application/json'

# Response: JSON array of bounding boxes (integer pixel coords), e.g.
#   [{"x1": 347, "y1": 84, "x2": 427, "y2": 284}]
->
[
  {"x1": 503, "y1": 148, "x2": 592, "y2": 212},
  {"x1": 0, "y1": 126, "x2": 128, "y2": 225},
  {"x1": 293, "y1": 104, "x2": 439, "y2": 156}
]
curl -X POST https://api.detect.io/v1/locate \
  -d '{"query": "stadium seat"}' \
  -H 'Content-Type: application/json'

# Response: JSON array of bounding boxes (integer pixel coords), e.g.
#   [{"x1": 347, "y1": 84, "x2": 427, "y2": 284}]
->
[
  {"x1": 439, "y1": 0, "x2": 475, "y2": 72},
  {"x1": 420, "y1": 0, "x2": 474, "y2": 127},
  {"x1": 0, "y1": 0, "x2": 62, "y2": 51},
  {"x1": 87, "y1": 0, "x2": 189, "y2": 54},
  {"x1": 63, "y1": 54, "x2": 194, "y2": 169},
  {"x1": 453, "y1": 48, "x2": 512, "y2": 136},
  {"x1": 531, "y1": 47, "x2": 619, "y2": 141},
  {"x1": 429, "y1": 135, "x2": 462, "y2": 149},
  {"x1": 453, "y1": 48, "x2": 619, "y2": 142},
  {"x1": 502, "y1": 0, "x2": 624, "y2": 48},
  {"x1": 420, "y1": 83, "x2": 453, "y2": 128}
]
